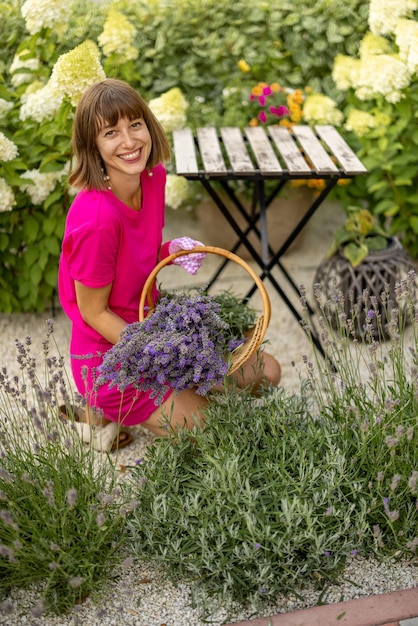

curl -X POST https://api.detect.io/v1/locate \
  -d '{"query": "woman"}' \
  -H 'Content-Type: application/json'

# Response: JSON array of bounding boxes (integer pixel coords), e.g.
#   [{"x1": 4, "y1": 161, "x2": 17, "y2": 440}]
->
[{"x1": 58, "y1": 78, "x2": 281, "y2": 451}]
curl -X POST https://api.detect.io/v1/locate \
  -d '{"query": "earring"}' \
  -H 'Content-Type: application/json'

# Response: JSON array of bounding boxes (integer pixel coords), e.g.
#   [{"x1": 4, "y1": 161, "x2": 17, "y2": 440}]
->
[{"x1": 101, "y1": 167, "x2": 111, "y2": 190}]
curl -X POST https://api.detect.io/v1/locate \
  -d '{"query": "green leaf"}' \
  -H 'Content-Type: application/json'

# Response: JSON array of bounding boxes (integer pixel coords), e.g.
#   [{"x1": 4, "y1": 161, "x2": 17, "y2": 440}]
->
[
  {"x1": 30, "y1": 264, "x2": 42, "y2": 285},
  {"x1": 44, "y1": 265, "x2": 58, "y2": 288},
  {"x1": 366, "y1": 235, "x2": 388, "y2": 251},
  {"x1": 383, "y1": 205, "x2": 400, "y2": 217},
  {"x1": 393, "y1": 177, "x2": 412, "y2": 187},
  {"x1": 18, "y1": 280, "x2": 30, "y2": 298},
  {"x1": 0, "y1": 232, "x2": 9, "y2": 252},
  {"x1": 42, "y1": 216, "x2": 57, "y2": 236},
  {"x1": 38, "y1": 248, "x2": 49, "y2": 270},
  {"x1": 23, "y1": 246, "x2": 38, "y2": 267},
  {"x1": 343, "y1": 242, "x2": 368, "y2": 267},
  {"x1": 405, "y1": 194, "x2": 418, "y2": 204},
  {"x1": 409, "y1": 216, "x2": 418, "y2": 234},
  {"x1": 44, "y1": 189, "x2": 63, "y2": 210},
  {"x1": 22, "y1": 216, "x2": 40, "y2": 243},
  {"x1": 44, "y1": 236, "x2": 60, "y2": 256}
]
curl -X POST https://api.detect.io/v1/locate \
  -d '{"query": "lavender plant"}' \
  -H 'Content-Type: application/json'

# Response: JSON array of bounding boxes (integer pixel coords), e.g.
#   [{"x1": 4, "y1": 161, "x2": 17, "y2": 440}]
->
[
  {"x1": 96, "y1": 293, "x2": 241, "y2": 404},
  {"x1": 124, "y1": 278, "x2": 418, "y2": 615},
  {"x1": 0, "y1": 321, "x2": 133, "y2": 616},
  {"x1": 303, "y1": 273, "x2": 418, "y2": 554}
]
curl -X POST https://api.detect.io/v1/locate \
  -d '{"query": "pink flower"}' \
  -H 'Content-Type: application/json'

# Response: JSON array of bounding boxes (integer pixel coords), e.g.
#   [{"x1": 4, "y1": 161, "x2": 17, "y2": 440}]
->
[
  {"x1": 262, "y1": 85, "x2": 272, "y2": 96},
  {"x1": 269, "y1": 105, "x2": 289, "y2": 118},
  {"x1": 258, "y1": 111, "x2": 267, "y2": 123}
]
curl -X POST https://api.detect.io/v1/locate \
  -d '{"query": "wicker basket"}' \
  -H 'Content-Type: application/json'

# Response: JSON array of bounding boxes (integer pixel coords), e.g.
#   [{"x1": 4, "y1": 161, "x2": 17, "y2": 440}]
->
[{"x1": 139, "y1": 246, "x2": 271, "y2": 374}]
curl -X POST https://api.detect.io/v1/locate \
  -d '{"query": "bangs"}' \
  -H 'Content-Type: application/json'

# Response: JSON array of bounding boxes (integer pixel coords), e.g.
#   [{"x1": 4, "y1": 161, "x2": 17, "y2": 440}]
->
[{"x1": 93, "y1": 89, "x2": 144, "y2": 133}]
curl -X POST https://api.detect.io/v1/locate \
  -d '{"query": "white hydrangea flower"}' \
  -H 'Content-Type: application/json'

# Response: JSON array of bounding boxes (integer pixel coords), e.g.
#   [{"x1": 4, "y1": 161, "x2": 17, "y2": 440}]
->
[
  {"x1": 0, "y1": 99, "x2": 13, "y2": 119},
  {"x1": 345, "y1": 110, "x2": 379, "y2": 136},
  {"x1": 98, "y1": 9, "x2": 138, "y2": 62},
  {"x1": 49, "y1": 40, "x2": 106, "y2": 106},
  {"x1": 369, "y1": 0, "x2": 418, "y2": 36},
  {"x1": 332, "y1": 55, "x2": 361, "y2": 91},
  {"x1": 354, "y1": 54, "x2": 411, "y2": 102},
  {"x1": 0, "y1": 178, "x2": 16, "y2": 213},
  {"x1": 302, "y1": 94, "x2": 344, "y2": 126},
  {"x1": 395, "y1": 19, "x2": 418, "y2": 74},
  {"x1": 0, "y1": 133, "x2": 18, "y2": 162},
  {"x1": 20, "y1": 169, "x2": 61, "y2": 205},
  {"x1": 9, "y1": 50, "x2": 40, "y2": 87},
  {"x1": 149, "y1": 88, "x2": 188, "y2": 134},
  {"x1": 21, "y1": 0, "x2": 72, "y2": 35},
  {"x1": 359, "y1": 32, "x2": 392, "y2": 57},
  {"x1": 165, "y1": 174, "x2": 190, "y2": 210},
  {"x1": 19, "y1": 82, "x2": 63, "y2": 122}
]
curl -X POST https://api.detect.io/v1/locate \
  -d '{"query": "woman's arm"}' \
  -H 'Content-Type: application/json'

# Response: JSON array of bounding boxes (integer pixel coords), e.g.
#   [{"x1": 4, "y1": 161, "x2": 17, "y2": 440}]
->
[{"x1": 75, "y1": 280, "x2": 127, "y2": 345}]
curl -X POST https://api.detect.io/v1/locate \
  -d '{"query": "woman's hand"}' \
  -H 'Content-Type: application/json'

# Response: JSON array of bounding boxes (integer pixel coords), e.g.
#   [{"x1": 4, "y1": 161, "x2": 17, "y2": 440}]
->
[{"x1": 168, "y1": 236, "x2": 206, "y2": 275}]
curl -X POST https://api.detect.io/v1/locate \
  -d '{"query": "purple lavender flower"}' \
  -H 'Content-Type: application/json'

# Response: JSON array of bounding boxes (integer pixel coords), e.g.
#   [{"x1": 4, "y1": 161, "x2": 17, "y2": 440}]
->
[{"x1": 96, "y1": 294, "x2": 233, "y2": 404}]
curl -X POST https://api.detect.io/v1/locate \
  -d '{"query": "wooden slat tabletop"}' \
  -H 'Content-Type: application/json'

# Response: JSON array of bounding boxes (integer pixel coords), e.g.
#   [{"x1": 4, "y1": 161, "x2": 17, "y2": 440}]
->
[
  {"x1": 220, "y1": 127, "x2": 255, "y2": 173},
  {"x1": 292, "y1": 125, "x2": 338, "y2": 173},
  {"x1": 315, "y1": 125, "x2": 368, "y2": 174},
  {"x1": 244, "y1": 126, "x2": 283, "y2": 174},
  {"x1": 172, "y1": 128, "x2": 198, "y2": 175},
  {"x1": 172, "y1": 125, "x2": 367, "y2": 179},
  {"x1": 268, "y1": 126, "x2": 312, "y2": 174},
  {"x1": 196, "y1": 127, "x2": 227, "y2": 174}
]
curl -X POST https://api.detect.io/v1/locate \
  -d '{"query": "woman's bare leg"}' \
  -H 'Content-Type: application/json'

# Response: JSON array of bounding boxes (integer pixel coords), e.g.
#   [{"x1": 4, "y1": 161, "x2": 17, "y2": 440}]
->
[
  {"x1": 141, "y1": 388, "x2": 209, "y2": 436},
  {"x1": 231, "y1": 350, "x2": 281, "y2": 393}
]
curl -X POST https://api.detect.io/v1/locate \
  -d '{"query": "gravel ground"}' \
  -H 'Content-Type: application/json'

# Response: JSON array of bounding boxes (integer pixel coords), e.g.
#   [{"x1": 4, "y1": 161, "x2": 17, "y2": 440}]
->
[{"x1": 1, "y1": 200, "x2": 417, "y2": 625}]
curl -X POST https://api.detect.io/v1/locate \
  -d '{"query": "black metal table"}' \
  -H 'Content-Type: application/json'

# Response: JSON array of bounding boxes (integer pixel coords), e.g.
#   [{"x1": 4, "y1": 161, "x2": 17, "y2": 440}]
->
[{"x1": 172, "y1": 125, "x2": 367, "y2": 357}]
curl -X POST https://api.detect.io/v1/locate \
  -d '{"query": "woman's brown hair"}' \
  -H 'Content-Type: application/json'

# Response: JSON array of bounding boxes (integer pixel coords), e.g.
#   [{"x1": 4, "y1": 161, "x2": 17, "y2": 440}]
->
[{"x1": 69, "y1": 78, "x2": 171, "y2": 190}]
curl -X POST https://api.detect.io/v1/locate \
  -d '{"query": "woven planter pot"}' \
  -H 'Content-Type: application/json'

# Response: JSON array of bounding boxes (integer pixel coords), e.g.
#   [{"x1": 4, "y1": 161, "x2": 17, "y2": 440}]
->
[{"x1": 314, "y1": 237, "x2": 418, "y2": 339}]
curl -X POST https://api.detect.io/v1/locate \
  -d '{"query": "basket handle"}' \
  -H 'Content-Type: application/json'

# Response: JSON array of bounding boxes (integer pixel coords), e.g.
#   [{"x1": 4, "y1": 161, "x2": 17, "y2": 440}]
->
[{"x1": 139, "y1": 245, "x2": 271, "y2": 327}]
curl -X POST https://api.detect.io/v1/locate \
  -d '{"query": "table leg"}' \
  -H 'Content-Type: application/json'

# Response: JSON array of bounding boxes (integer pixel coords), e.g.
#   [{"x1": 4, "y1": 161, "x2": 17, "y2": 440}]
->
[{"x1": 197, "y1": 176, "x2": 339, "y2": 364}]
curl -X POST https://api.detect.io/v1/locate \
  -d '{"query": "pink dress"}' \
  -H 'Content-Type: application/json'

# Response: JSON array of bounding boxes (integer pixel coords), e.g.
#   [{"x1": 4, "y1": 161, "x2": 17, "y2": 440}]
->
[{"x1": 58, "y1": 163, "x2": 172, "y2": 425}]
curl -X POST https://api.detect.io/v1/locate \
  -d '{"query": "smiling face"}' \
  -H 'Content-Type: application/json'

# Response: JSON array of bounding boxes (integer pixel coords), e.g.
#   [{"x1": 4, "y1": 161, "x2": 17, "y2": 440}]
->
[
  {"x1": 69, "y1": 79, "x2": 171, "y2": 191},
  {"x1": 96, "y1": 116, "x2": 152, "y2": 187}
]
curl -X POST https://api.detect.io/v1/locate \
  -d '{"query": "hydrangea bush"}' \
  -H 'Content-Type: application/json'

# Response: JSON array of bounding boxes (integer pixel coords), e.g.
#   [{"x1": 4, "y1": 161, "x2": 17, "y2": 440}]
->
[{"x1": 331, "y1": 0, "x2": 418, "y2": 258}]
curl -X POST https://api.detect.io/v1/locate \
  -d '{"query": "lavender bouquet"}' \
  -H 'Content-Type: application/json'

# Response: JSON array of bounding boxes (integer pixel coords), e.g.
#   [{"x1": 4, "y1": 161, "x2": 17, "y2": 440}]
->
[{"x1": 96, "y1": 293, "x2": 240, "y2": 405}]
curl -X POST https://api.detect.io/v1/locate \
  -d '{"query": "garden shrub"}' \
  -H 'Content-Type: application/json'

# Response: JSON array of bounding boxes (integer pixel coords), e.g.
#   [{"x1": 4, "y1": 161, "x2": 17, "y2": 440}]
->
[
  {"x1": 0, "y1": 321, "x2": 135, "y2": 616},
  {"x1": 330, "y1": 2, "x2": 418, "y2": 259},
  {"x1": 0, "y1": 0, "x2": 367, "y2": 312},
  {"x1": 125, "y1": 377, "x2": 417, "y2": 613},
  {"x1": 124, "y1": 278, "x2": 418, "y2": 614}
]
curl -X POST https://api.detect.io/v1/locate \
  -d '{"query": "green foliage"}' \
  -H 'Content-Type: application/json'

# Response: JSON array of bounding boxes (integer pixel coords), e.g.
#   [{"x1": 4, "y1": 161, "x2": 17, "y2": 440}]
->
[
  {"x1": 125, "y1": 277, "x2": 418, "y2": 615},
  {"x1": 125, "y1": 382, "x2": 417, "y2": 612},
  {"x1": 113, "y1": 0, "x2": 367, "y2": 127},
  {"x1": 0, "y1": 321, "x2": 133, "y2": 615},
  {"x1": 210, "y1": 290, "x2": 257, "y2": 344},
  {"x1": 330, "y1": 11, "x2": 418, "y2": 259},
  {"x1": 0, "y1": 0, "x2": 367, "y2": 312},
  {"x1": 338, "y1": 86, "x2": 418, "y2": 258},
  {"x1": 1, "y1": 274, "x2": 417, "y2": 618},
  {"x1": 328, "y1": 206, "x2": 388, "y2": 266}
]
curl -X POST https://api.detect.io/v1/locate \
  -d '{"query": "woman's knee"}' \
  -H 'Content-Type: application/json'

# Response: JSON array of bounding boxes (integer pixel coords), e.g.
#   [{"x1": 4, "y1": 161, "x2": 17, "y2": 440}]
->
[
  {"x1": 143, "y1": 389, "x2": 208, "y2": 435},
  {"x1": 261, "y1": 352, "x2": 281, "y2": 386}
]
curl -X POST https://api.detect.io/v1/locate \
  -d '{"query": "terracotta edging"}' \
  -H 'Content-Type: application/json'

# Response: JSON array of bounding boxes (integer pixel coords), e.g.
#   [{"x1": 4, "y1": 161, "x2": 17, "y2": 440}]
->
[{"x1": 227, "y1": 586, "x2": 418, "y2": 626}]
